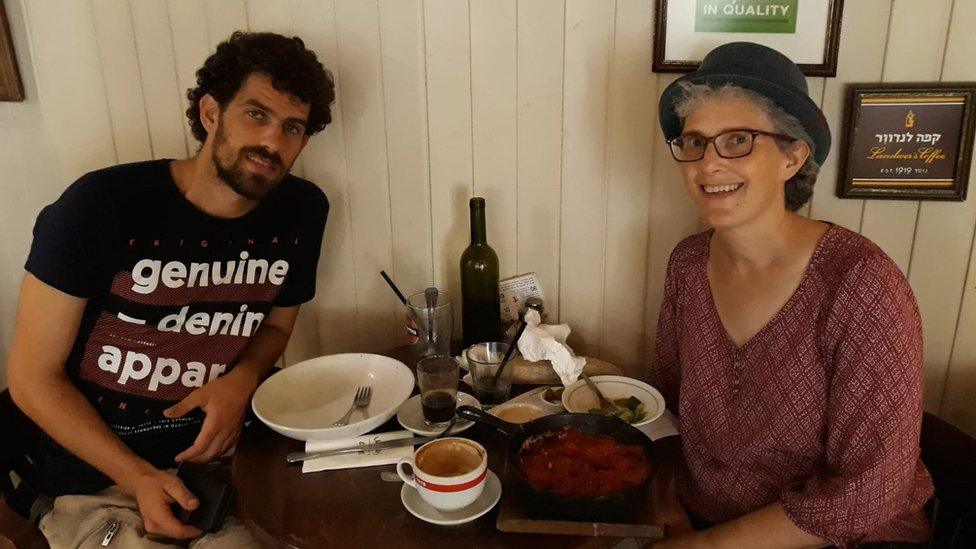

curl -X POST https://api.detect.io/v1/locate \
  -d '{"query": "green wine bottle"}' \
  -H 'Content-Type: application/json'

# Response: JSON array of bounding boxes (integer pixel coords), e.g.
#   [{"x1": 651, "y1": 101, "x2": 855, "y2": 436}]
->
[{"x1": 460, "y1": 197, "x2": 502, "y2": 347}]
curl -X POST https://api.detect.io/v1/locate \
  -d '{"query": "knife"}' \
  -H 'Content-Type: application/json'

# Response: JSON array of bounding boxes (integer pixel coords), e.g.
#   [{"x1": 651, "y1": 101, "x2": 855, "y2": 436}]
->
[{"x1": 286, "y1": 436, "x2": 436, "y2": 463}]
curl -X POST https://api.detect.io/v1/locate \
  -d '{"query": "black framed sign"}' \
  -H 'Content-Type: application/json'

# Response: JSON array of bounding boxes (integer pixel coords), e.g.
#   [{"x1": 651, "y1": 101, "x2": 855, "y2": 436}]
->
[
  {"x1": 652, "y1": 0, "x2": 844, "y2": 77},
  {"x1": 838, "y1": 83, "x2": 976, "y2": 201}
]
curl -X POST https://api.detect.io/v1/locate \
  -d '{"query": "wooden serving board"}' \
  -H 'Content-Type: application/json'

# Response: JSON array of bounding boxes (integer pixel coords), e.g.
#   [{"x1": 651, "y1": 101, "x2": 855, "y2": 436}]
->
[{"x1": 495, "y1": 463, "x2": 665, "y2": 539}]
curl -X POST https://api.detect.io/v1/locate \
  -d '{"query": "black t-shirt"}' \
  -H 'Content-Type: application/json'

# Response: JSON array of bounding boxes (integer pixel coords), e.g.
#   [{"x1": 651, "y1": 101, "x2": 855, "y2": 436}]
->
[{"x1": 23, "y1": 159, "x2": 328, "y2": 494}]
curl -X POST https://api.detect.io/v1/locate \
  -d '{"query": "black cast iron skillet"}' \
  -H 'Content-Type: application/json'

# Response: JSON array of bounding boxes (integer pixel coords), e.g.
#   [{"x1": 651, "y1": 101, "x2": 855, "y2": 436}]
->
[{"x1": 456, "y1": 405, "x2": 655, "y2": 521}]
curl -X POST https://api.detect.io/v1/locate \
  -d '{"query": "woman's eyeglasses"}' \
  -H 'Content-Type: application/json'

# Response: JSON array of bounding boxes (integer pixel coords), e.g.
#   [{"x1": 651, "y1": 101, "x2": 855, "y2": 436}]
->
[{"x1": 667, "y1": 130, "x2": 796, "y2": 162}]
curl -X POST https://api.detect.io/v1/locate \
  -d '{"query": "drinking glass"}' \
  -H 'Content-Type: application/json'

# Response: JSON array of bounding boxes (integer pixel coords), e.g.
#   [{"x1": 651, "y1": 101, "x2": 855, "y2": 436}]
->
[
  {"x1": 417, "y1": 355, "x2": 459, "y2": 425},
  {"x1": 406, "y1": 290, "x2": 453, "y2": 358},
  {"x1": 466, "y1": 342, "x2": 513, "y2": 406}
]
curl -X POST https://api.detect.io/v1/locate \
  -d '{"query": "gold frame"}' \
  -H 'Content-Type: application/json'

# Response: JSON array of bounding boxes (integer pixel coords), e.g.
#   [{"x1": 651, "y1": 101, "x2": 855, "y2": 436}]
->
[{"x1": 838, "y1": 83, "x2": 976, "y2": 201}]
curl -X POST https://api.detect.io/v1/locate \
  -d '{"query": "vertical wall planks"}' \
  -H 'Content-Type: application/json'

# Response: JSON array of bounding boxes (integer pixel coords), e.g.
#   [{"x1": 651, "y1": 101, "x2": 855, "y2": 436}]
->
[
  {"x1": 378, "y1": 0, "x2": 435, "y2": 303},
  {"x1": 332, "y1": 0, "x2": 396, "y2": 350},
  {"x1": 470, "y1": 0, "x2": 518, "y2": 279},
  {"x1": 130, "y1": 0, "x2": 189, "y2": 159},
  {"x1": 643, "y1": 73, "x2": 697, "y2": 371},
  {"x1": 601, "y1": 0, "x2": 655, "y2": 375},
  {"x1": 807, "y1": 0, "x2": 892, "y2": 231},
  {"x1": 515, "y1": 0, "x2": 564, "y2": 320},
  {"x1": 286, "y1": 0, "x2": 360, "y2": 358},
  {"x1": 424, "y1": 0, "x2": 473, "y2": 329},
  {"x1": 859, "y1": 0, "x2": 953, "y2": 273},
  {"x1": 166, "y1": 0, "x2": 211, "y2": 156},
  {"x1": 90, "y1": 0, "x2": 152, "y2": 164},
  {"x1": 558, "y1": 0, "x2": 615, "y2": 355},
  {"x1": 921, "y1": 0, "x2": 976, "y2": 420},
  {"x1": 205, "y1": 0, "x2": 249, "y2": 49}
]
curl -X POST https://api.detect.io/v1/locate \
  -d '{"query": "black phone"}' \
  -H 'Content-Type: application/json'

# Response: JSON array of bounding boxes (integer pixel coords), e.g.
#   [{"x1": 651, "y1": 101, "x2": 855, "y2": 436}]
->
[{"x1": 172, "y1": 461, "x2": 235, "y2": 533}]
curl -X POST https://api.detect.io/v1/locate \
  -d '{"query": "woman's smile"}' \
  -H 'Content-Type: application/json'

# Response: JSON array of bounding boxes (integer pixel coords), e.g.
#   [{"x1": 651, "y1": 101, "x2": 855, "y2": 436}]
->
[{"x1": 700, "y1": 181, "x2": 744, "y2": 197}]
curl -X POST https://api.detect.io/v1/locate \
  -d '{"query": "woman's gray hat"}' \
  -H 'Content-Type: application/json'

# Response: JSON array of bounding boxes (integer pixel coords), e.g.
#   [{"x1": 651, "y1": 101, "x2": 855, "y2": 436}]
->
[{"x1": 658, "y1": 42, "x2": 831, "y2": 165}]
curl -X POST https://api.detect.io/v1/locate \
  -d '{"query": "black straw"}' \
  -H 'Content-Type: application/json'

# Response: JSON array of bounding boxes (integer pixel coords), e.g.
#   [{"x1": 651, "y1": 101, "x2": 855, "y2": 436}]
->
[
  {"x1": 380, "y1": 270, "x2": 407, "y2": 305},
  {"x1": 491, "y1": 320, "x2": 529, "y2": 386}
]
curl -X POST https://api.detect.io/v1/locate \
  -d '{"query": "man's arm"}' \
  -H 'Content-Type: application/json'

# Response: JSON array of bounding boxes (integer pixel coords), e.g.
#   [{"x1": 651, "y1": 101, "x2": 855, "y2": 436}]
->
[
  {"x1": 6, "y1": 273, "x2": 202, "y2": 539},
  {"x1": 164, "y1": 305, "x2": 301, "y2": 463}
]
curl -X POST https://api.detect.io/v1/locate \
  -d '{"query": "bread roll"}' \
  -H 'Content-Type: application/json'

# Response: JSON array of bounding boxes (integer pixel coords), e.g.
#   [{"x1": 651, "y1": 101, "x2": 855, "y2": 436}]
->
[{"x1": 510, "y1": 356, "x2": 622, "y2": 385}]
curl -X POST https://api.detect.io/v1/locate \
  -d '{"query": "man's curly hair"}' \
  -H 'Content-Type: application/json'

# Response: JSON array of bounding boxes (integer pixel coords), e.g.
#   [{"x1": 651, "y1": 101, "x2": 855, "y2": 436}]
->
[{"x1": 186, "y1": 32, "x2": 335, "y2": 143}]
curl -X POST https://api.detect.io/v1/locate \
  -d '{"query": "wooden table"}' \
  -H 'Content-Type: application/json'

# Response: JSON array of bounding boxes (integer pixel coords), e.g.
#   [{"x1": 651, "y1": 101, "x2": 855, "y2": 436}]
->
[{"x1": 232, "y1": 347, "x2": 691, "y2": 548}]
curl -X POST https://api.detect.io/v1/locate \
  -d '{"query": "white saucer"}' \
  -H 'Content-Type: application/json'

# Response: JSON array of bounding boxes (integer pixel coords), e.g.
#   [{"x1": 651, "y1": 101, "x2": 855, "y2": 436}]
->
[
  {"x1": 400, "y1": 470, "x2": 502, "y2": 525},
  {"x1": 396, "y1": 392, "x2": 481, "y2": 436}
]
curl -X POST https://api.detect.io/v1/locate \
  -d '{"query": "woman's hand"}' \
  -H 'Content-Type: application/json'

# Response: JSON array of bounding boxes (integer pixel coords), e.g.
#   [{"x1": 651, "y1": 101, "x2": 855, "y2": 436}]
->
[
  {"x1": 651, "y1": 504, "x2": 826, "y2": 549},
  {"x1": 652, "y1": 531, "x2": 705, "y2": 548}
]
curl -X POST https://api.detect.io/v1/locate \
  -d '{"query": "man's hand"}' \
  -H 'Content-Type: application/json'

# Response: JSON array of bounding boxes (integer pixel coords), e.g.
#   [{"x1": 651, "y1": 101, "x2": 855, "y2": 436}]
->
[
  {"x1": 122, "y1": 463, "x2": 204, "y2": 540},
  {"x1": 164, "y1": 368, "x2": 259, "y2": 463},
  {"x1": 162, "y1": 305, "x2": 298, "y2": 463}
]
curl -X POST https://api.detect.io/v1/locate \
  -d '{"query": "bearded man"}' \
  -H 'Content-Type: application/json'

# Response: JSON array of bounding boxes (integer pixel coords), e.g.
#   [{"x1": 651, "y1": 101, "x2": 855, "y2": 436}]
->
[{"x1": 6, "y1": 32, "x2": 333, "y2": 545}]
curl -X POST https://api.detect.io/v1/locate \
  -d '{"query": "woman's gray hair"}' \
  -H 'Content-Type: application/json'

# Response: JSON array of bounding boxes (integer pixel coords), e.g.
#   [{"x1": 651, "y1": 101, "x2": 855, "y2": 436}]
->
[{"x1": 673, "y1": 82, "x2": 820, "y2": 212}]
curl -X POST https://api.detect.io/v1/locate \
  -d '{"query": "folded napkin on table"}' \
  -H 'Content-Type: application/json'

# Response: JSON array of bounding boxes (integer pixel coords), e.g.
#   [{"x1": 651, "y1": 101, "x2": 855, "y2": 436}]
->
[
  {"x1": 302, "y1": 430, "x2": 414, "y2": 474},
  {"x1": 517, "y1": 309, "x2": 587, "y2": 387},
  {"x1": 639, "y1": 409, "x2": 679, "y2": 441}
]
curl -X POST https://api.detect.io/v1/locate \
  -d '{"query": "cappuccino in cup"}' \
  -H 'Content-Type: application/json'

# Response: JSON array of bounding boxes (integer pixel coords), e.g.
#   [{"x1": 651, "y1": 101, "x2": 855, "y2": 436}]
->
[{"x1": 397, "y1": 438, "x2": 488, "y2": 511}]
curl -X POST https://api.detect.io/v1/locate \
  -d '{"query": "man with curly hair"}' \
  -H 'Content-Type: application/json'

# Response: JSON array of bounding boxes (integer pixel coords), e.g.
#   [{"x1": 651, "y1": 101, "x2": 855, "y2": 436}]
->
[{"x1": 6, "y1": 32, "x2": 334, "y2": 545}]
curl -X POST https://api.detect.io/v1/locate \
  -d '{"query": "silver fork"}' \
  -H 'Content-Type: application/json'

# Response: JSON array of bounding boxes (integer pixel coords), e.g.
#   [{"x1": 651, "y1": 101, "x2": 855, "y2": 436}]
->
[{"x1": 332, "y1": 386, "x2": 372, "y2": 426}]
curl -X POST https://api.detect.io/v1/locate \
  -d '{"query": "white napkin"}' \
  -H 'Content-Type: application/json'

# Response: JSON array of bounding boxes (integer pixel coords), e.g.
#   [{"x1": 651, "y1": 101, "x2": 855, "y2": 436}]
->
[
  {"x1": 301, "y1": 430, "x2": 414, "y2": 473},
  {"x1": 638, "y1": 409, "x2": 680, "y2": 441},
  {"x1": 517, "y1": 309, "x2": 587, "y2": 387}
]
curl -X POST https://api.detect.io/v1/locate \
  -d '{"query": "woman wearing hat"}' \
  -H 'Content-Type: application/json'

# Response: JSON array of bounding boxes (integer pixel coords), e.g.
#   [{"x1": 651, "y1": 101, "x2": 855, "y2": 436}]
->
[{"x1": 651, "y1": 43, "x2": 933, "y2": 548}]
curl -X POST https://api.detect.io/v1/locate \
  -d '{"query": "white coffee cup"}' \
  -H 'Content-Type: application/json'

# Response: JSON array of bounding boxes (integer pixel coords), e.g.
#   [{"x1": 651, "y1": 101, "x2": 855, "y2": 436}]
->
[{"x1": 396, "y1": 437, "x2": 488, "y2": 511}]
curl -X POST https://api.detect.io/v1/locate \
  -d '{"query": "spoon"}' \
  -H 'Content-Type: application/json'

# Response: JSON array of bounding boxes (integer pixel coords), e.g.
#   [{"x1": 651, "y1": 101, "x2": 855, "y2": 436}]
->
[
  {"x1": 424, "y1": 286, "x2": 438, "y2": 344},
  {"x1": 582, "y1": 373, "x2": 618, "y2": 414},
  {"x1": 380, "y1": 471, "x2": 402, "y2": 482},
  {"x1": 435, "y1": 414, "x2": 458, "y2": 439}
]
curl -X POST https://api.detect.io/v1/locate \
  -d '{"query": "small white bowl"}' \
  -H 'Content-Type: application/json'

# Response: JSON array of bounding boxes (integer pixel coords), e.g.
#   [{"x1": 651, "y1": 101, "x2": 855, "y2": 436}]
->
[
  {"x1": 561, "y1": 375, "x2": 665, "y2": 427},
  {"x1": 252, "y1": 353, "x2": 415, "y2": 441},
  {"x1": 489, "y1": 401, "x2": 548, "y2": 424}
]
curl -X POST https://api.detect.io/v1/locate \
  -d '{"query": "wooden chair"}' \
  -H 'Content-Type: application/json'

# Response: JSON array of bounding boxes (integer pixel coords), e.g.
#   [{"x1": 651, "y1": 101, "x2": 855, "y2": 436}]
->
[
  {"x1": 0, "y1": 390, "x2": 47, "y2": 549},
  {"x1": 920, "y1": 411, "x2": 976, "y2": 548}
]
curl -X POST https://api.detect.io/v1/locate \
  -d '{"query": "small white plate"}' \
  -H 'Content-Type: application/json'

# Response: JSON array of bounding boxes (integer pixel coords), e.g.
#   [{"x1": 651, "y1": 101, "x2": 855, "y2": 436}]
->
[
  {"x1": 396, "y1": 392, "x2": 481, "y2": 436},
  {"x1": 495, "y1": 386, "x2": 565, "y2": 413},
  {"x1": 401, "y1": 470, "x2": 502, "y2": 526}
]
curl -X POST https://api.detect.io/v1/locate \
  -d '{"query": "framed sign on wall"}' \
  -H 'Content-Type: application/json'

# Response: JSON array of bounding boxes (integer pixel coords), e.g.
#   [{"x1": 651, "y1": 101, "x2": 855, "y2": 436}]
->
[
  {"x1": 0, "y1": 1, "x2": 24, "y2": 102},
  {"x1": 652, "y1": 0, "x2": 844, "y2": 77},
  {"x1": 838, "y1": 83, "x2": 976, "y2": 201}
]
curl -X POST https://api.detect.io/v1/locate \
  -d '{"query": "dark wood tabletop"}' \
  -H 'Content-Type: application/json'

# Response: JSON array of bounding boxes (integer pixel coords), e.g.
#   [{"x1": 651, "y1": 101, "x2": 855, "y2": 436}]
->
[{"x1": 231, "y1": 346, "x2": 691, "y2": 548}]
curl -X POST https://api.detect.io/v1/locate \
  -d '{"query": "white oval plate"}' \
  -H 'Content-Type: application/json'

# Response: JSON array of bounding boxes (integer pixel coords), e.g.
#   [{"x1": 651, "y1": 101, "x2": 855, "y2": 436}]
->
[
  {"x1": 491, "y1": 386, "x2": 566, "y2": 415},
  {"x1": 251, "y1": 353, "x2": 415, "y2": 441},
  {"x1": 561, "y1": 375, "x2": 665, "y2": 427},
  {"x1": 397, "y1": 392, "x2": 481, "y2": 436},
  {"x1": 401, "y1": 469, "x2": 502, "y2": 526}
]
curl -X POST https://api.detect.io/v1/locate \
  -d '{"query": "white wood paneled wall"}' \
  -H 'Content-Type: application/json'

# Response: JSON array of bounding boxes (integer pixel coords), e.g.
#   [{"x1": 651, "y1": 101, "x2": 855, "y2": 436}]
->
[{"x1": 1, "y1": 0, "x2": 976, "y2": 435}]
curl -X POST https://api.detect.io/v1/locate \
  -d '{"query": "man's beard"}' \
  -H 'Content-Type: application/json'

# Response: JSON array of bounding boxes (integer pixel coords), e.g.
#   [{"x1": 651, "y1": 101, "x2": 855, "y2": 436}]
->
[{"x1": 211, "y1": 122, "x2": 286, "y2": 202}]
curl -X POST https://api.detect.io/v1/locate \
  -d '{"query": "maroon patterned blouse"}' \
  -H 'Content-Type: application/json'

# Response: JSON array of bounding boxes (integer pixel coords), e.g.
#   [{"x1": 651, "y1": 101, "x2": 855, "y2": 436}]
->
[{"x1": 652, "y1": 225, "x2": 933, "y2": 547}]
